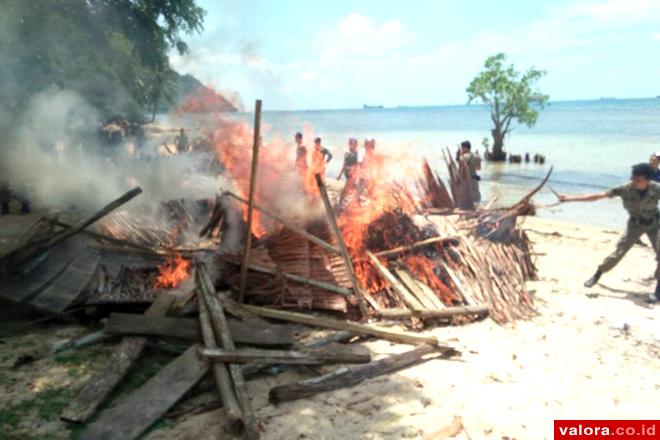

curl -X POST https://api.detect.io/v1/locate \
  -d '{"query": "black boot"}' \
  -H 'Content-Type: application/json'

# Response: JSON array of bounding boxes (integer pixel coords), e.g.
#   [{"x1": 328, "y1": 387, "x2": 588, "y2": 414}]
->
[{"x1": 584, "y1": 270, "x2": 602, "y2": 288}]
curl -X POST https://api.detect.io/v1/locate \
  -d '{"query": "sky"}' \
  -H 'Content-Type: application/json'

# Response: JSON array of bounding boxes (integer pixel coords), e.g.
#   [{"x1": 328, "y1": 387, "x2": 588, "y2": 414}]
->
[{"x1": 169, "y1": 0, "x2": 660, "y2": 111}]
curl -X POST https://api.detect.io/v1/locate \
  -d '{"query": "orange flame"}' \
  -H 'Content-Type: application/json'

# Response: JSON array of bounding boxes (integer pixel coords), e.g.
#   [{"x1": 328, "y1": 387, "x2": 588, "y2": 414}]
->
[{"x1": 155, "y1": 255, "x2": 191, "y2": 289}]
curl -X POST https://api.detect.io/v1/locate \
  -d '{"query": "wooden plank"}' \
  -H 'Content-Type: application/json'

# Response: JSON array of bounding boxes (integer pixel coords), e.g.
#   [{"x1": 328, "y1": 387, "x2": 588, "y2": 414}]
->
[
  {"x1": 104, "y1": 313, "x2": 295, "y2": 346},
  {"x1": 366, "y1": 252, "x2": 424, "y2": 311},
  {"x1": 60, "y1": 294, "x2": 174, "y2": 424},
  {"x1": 373, "y1": 236, "x2": 459, "y2": 258},
  {"x1": 377, "y1": 305, "x2": 489, "y2": 320},
  {"x1": 269, "y1": 344, "x2": 458, "y2": 403},
  {"x1": 222, "y1": 298, "x2": 445, "y2": 347},
  {"x1": 197, "y1": 265, "x2": 259, "y2": 439},
  {"x1": 200, "y1": 347, "x2": 371, "y2": 365},
  {"x1": 77, "y1": 344, "x2": 208, "y2": 440},
  {"x1": 197, "y1": 285, "x2": 242, "y2": 421},
  {"x1": 396, "y1": 269, "x2": 444, "y2": 310}
]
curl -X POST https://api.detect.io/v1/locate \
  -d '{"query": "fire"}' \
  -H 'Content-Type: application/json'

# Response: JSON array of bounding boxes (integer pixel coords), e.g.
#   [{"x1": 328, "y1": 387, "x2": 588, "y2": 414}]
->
[
  {"x1": 155, "y1": 255, "x2": 191, "y2": 288},
  {"x1": 403, "y1": 255, "x2": 460, "y2": 304}
]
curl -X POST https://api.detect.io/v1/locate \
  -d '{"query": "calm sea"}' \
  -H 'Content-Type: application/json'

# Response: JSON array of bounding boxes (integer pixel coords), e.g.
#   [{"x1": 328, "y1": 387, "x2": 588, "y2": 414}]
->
[{"x1": 164, "y1": 98, "x2": 660, "y2": 229}]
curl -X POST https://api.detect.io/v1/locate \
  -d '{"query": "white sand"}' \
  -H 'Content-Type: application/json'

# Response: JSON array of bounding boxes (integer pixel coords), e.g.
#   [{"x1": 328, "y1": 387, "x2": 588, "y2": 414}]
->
[{"x1": 153, "y1": 216, "x2": 659, "y2": 440}]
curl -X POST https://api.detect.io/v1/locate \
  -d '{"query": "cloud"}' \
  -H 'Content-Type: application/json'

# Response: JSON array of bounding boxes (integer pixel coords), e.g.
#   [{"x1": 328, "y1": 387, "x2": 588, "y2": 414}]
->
[
  {"x1": 318, "y1": 13, "x2": 412, "y2": 60},
  {"x1": 568, "y1": 0, "x2": 660, "y2": 22}
]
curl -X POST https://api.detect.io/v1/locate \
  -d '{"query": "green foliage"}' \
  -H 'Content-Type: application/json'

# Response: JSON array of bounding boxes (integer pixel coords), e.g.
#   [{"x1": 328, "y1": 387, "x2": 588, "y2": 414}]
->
[
  {"x1": 467, "y1": 53, "x2": 548, "y2": 159},
  {"x1": 0, "y1": 0, "x2": 206, "y2": 128}
]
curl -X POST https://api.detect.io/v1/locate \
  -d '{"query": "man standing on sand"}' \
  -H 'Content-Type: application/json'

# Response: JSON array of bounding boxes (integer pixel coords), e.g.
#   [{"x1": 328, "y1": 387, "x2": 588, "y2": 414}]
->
[
  {"x1": 558, "y1": 163, "x2": 660, "y2": 303},
  {"x1": 294, "y1": 132, "x2": 308, "y2": 177},
  {"x1": 459, "y1": 140, "x2": 482, "y2": 203}
]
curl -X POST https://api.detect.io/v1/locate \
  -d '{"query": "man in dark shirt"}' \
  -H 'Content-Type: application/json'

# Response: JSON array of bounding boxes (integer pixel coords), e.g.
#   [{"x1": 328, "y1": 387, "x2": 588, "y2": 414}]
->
[
  {"x1": 558, "y1": 163, "x2": 660, "y2": 302},
  {"x1": 337, "y1": 138, "x2": 359, "y2": 181},
  {"x1": 294, "y1": 132, "x2": 308, "y2": 176},
  {"x1": 175, "y1": 128, "x2": 189, "y2": 153}
]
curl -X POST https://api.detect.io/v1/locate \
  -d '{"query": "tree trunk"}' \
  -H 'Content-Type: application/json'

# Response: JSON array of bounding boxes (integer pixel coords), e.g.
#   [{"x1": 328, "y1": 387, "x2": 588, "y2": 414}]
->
[{"x1": 489, "y1": 126, "x2": 506, "y2": 161}]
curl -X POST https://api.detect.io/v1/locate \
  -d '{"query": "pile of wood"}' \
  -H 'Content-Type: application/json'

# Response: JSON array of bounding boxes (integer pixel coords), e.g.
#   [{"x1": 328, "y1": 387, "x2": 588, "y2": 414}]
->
[{"x1": 215, "y1": 157, "x2": 542, "y2": 325}]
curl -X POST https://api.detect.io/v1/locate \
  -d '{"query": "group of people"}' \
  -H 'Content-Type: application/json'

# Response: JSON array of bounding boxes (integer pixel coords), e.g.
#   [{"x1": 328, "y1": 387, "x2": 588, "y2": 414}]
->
[
  {"x1": 293, "y1": 132, "x2": 378, "y2": 186},
  {"x1": 559, "y1": 152, "x2": 660, "y2": 303}
]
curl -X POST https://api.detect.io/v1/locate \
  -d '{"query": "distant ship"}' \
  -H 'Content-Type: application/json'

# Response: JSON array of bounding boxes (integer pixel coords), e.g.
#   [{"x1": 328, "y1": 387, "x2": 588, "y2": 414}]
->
[{"x1": 363, "y1": 104, "x2": 384, "y2": 109}]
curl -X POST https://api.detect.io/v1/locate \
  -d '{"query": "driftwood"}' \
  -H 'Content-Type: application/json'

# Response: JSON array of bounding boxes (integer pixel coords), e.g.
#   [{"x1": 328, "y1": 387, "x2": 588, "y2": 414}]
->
[
  {"x1": 222, "y1": 298, "x2": 445, "y2": 347},
  {"x1": 239, "y1": 99, "x2": 262, "y2": 303},
  {"x1": 10, "y1": 187, "x2": 142, "y2": 269},
  {"x1": 103, "y1": 313, "x2": 295, "y2": 346},
  {"x1": 60, "y1": 293, "x2": 174, "y2": 424},
  {"x1": 225, "y1": 191, "x2": 340, "y2": 255},
  {"x1": 374, "y1": 236, "x2": 459, "y2": 258},
  {"x1": 201, "y1": 347, "x2": 371, "y2": 365},
  {"x1": 197, "y1": 264, "x2": 260, "y2": 439},
  {"x1": 196, "y1": 283, "x2": 242, "y2": 421},
  {"x1": 315, "y1": 173, "x2": 369, "y2": 317},
  {"x1": 377, "y1": 305, "x2": 489, "y2": 320},
  {"x1": 269, "y1": 344, "x2": 457, "y2": 403},
  {"x1": 77, "y1": 345, "x2": 208, "y2": 440}
]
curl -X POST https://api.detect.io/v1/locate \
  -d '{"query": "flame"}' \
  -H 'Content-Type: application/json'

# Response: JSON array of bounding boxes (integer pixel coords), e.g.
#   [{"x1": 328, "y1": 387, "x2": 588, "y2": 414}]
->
[
  {"x1": 403, "y1": 255, "x2": 459, "y2": 304},
  {"x1": 155, "y1": 255, "x2": 191, "y2": 288}
]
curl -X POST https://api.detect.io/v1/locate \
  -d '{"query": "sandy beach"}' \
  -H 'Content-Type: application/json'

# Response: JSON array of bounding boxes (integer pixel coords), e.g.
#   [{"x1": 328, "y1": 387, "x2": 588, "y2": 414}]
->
[{"x1": 1, "y1": 215, "x2": 657, "y2": 440}]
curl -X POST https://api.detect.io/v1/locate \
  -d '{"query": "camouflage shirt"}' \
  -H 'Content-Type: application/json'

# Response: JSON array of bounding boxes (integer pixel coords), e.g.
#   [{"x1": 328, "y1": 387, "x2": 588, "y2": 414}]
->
[{"x1": 607, "y1": 182, "x2": 660, "y2": 219}]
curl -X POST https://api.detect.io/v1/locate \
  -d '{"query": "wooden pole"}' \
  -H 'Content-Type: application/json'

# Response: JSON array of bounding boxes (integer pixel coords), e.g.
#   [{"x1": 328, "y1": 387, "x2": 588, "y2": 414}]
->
[
  {"x1": 224, "y1": 191, "x2": 340, "y2": 254},
  {"x1": 366, "y1": 251, "x2": 424, "y2": 311},
  {"x1": 239, "y1": 99, "x2": 262, "y2": 303},
  {"x1": 221, "y1": 298, "x2": 445, "y2": 347},
  {"x1": 200, "y1": 347, "x2": 371, "y2": 365},
  {"x1": 195, "y1": 278, "x2": 242, "y2": 421},
  {"x1": 377, "y1": 305, "x2": 489, "y2": 320},
  {"x1": 198, "y1": 265, "x2": 259, "y2": 439},
  {"x1": 314, "y1": 173, "x2": 369, "y2": 318},
  {"x1": 373, "y1": 236, "x2": 460, "y2": 258}
]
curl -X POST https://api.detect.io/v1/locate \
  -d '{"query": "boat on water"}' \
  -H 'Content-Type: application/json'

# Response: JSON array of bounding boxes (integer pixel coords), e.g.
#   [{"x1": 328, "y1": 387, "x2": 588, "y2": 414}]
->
[{"x1": 363, "y1": 104, "x2": 384, "y2": 109}]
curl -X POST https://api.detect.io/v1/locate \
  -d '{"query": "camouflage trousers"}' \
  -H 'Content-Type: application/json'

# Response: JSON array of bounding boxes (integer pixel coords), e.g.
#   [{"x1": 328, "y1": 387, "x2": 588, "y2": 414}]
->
[{"x1": 598, "y1": 218, "x2": 660, "y2": 279}]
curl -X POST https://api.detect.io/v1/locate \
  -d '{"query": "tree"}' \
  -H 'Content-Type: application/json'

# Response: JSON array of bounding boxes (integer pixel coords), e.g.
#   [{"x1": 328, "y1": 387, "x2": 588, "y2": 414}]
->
[
  {"x1": 466, "y1": 53, "x2": 548, "y2": 161},
  {"x1": 0, "y1": 0, "x2": 206, "y2": 131}
]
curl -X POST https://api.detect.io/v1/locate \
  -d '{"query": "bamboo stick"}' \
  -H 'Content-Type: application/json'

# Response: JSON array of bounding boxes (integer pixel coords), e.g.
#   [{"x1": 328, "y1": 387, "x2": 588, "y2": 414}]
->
[
  {"x1": 315, "y1": 173, "x2": 369, "y2": 318},
  {"x1": 221, "y1": 298, "x2": 444, "y2": 347},
  {"x1": 373, "y1": 236, "x2": 459, "y2": 258},
  {"x1": 224, "y1": 191, "x2": 340, "y2": 254},
  {"x1": 239, "y1": 99, "x2": 262, "y2": 304}
]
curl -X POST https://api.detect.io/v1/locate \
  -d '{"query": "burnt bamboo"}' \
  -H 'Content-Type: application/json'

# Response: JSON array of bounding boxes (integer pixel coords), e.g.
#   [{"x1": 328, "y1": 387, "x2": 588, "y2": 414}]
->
[
  {"x1": 239, "y1": 99, "x2": 262, "y2": 304},
  {"x1": 246, "y1": 262, "x2": 352, "y2": 296}
]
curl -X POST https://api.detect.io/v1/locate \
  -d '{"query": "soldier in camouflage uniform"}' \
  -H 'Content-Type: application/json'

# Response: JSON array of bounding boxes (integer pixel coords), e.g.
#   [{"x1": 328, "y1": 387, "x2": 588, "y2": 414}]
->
[{"x1": 558, "y1": 163, "x2": 660, "y2": 303}]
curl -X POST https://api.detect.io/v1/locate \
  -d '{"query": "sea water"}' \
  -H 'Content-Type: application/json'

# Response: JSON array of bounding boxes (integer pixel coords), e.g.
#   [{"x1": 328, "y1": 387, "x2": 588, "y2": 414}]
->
[{"x1": 164, "y1": 98, "x2": 660, "y2": 229}]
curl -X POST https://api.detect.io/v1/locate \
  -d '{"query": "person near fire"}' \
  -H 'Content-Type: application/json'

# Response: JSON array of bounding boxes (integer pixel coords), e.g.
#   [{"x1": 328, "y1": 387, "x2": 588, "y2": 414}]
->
[
  {"x1": 337, "y1": 137, "x2": 359, "y2": 181},
  {"x1": 459, "y1": 140, "x2": 482, "y2": 203},
  {"x1": 556, "y1": 162, "x2": 660, "y2": 303},
  {"x1": 294, "y1": 132, "x2": 308, "y2": 177},
  {"x1": 649, "y1": 152, "x2": 660, "y2": 182},
  {"x1": 310, "y1": 137, "x2": 332, "y2": 176},
  {"x1": 175, "y1": 128, "x2": 189, "y2": 153}
]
